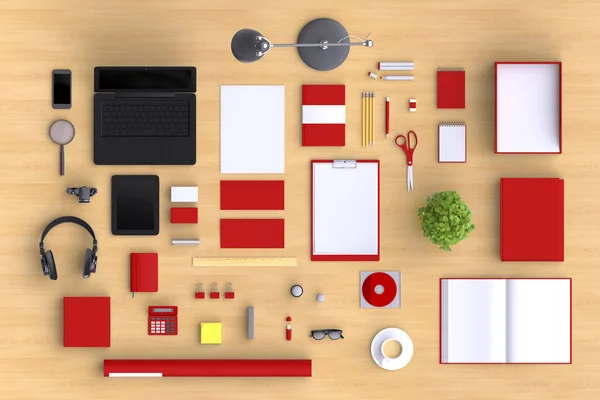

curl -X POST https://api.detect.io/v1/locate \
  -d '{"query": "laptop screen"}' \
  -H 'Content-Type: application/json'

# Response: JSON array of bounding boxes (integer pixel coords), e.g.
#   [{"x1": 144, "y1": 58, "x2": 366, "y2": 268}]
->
[{"x1": 95, "y1": 67, "x2": 196, "y2": 92}]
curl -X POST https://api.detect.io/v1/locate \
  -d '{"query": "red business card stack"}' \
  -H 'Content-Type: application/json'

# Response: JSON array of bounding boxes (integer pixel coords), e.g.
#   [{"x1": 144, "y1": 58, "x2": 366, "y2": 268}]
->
[{"x1": 500, "y1": 178, "x2": 564, "y2": 261}]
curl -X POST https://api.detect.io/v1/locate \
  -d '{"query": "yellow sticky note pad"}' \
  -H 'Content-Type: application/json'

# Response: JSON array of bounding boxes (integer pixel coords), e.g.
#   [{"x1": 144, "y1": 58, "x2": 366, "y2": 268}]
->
[{"x1": 200, "y1": 322, "x2": 222, "y2": 344}]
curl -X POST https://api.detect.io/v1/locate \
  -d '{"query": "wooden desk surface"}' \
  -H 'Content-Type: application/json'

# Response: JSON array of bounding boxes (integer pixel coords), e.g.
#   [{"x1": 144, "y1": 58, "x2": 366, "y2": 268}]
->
[{"x1": 1, "y1": 0, "x2": 599, "y2": 399}]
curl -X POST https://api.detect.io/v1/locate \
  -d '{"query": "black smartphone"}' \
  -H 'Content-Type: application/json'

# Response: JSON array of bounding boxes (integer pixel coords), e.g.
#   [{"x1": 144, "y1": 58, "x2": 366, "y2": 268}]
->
[{"x1": 52, "y1": 69, "x2": 71, "y2": 109}]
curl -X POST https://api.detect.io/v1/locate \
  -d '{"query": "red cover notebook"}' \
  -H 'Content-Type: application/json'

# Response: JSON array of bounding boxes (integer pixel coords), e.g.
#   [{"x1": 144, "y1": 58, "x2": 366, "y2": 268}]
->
[
  {"x1": 500, "y1": 178, "x2": 564, "y2": 261},
  {"x1": 220, "y1": 180, "x2": 284, "y2": 210},
  {"x1": 220, "y1": 219, "x2": 284, "y2": 248},
  {"x1": 302, "y1": 85, "x2": 345, "y2": 146},
  {"x1": 64, "y1": 297, "x2": 111, "y2": 347},
  {"x1": 130, "y1": 253, "x2": 159, "y2": 292},
  {"x1": 170, "y1": 208, "x2": 198, "y2": 224},
  {"x1": 437, "y1": 69, "x2": 465, "y2": 109},
  {"x1": 311, "y1": 160, "x2": 380, "y2": 261}
]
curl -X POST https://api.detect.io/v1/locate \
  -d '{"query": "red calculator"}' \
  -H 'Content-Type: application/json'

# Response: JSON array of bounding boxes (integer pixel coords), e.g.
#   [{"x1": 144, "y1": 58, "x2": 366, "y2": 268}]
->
[{"x1": 148, "y1": 306, "x2": 178, "y2": 336}]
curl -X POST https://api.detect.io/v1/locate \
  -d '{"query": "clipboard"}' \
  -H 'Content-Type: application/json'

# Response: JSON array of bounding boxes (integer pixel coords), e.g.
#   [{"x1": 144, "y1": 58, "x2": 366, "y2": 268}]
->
[{"x1": 311, "y1": 160, "x2": 380, "y2": 261}]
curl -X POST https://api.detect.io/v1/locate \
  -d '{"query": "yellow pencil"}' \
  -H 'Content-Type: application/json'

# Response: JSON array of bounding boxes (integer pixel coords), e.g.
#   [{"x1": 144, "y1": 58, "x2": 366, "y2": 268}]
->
[
  {"x1": 371, "y1": 93, "x2": 375, "y2": 146},
  {"x1": 362, "y1": 93, "x2": 366, "y2": 147},
  {"x1": 369, "y1": 92, "x2": 373, "y2": 146}
]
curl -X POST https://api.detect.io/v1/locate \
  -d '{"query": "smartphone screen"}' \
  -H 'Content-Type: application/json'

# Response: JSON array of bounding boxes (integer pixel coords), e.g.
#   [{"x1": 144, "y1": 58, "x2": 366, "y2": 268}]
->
[{"x1": 53, "y1": 70, "x2": 71, "y2": 109}]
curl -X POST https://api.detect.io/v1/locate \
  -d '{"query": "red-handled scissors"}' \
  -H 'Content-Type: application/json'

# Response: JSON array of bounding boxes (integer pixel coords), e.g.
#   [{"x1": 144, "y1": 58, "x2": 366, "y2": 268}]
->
[{"x1": 395, "y1": 131, "x2": 418, "y2": 191}]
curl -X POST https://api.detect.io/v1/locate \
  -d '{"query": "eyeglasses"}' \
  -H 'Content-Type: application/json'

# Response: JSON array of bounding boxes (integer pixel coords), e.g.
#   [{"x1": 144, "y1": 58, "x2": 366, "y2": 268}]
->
[{"x1": 310, "y1": 329, "x2": 344, "y2": 340}]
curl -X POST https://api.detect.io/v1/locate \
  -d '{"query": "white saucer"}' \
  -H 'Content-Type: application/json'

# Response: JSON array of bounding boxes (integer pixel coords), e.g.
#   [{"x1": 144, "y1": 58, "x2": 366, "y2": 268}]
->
[{"x1": 370, "y1": 327, "x2": 414, "y2": 371}]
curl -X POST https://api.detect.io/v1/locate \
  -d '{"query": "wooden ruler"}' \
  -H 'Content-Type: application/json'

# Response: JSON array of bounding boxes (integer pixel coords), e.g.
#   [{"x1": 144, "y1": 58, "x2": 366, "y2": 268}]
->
[{"x1": 192, "y1": 257, "x2": 297, "y2": 267}]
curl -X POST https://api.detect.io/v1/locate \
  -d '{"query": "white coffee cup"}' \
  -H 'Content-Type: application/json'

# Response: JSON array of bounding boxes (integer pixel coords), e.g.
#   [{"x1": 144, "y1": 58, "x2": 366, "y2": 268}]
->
[{"x1": 380, "y1": 338, "x2": 402, "y2": 366}]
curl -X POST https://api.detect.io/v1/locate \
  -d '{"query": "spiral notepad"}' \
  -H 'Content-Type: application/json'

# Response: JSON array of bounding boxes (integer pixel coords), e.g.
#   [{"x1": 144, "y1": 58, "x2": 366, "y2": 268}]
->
[
  {"x1": 437, "y1": 69, "x2": 465, "y2": 109},
  {"x1": 439, "y1": 123, "x2": 466, "y2": 163}
]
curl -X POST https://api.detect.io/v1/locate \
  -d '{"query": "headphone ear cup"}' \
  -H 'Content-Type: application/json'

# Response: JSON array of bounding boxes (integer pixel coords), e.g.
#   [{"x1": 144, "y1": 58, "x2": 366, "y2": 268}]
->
[
  {"x1": 82, "y1": 248, "x2": 93, "y2": 279},
  {"x1": 45, "y1": 250, "x2": 58, "y2": 280}
]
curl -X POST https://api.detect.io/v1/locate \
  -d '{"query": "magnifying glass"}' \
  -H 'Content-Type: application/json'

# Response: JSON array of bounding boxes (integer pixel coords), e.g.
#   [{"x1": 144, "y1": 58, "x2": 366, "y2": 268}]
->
[{"x1": 49, "y1": 120, "x2": 75, "y2": 176}]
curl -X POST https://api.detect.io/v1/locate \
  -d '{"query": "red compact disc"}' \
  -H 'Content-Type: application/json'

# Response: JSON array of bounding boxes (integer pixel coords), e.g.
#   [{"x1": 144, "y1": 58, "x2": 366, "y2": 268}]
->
[{"x1": 362, "y1": 272, "x2": 397, "y2": 307}]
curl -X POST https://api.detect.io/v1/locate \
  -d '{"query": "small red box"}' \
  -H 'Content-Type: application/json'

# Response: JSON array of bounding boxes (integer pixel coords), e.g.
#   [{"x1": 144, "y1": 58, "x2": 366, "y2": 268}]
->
[
  {"x1": 170, "y1": 207, "x2": 198, "y2": 224},
  {"x1": 64, "y1": 297, "x2": 111, "y2": 347}
]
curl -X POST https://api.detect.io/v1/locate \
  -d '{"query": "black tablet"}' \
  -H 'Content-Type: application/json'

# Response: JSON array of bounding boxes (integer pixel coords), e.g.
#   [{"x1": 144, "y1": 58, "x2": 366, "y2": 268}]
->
[{"x1": 111, "y1": 175, "x2": 159, "y2": 235}]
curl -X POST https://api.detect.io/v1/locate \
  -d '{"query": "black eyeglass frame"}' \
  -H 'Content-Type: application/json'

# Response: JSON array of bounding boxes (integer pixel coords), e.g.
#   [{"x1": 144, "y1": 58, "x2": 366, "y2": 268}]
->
[{"x1": 310, "y1": 329, "x2": 344, "y2": 340}]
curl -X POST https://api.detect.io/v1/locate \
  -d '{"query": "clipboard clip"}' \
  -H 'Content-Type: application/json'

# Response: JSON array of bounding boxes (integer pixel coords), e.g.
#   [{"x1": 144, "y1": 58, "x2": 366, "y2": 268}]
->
[{"x1": 333, "y1": 160, "x2": 357, "y2": 168}]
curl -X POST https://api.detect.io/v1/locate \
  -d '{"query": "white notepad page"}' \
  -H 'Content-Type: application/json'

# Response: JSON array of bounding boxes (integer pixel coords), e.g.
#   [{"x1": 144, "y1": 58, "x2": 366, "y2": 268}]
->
[
  {"x1": 506, "y1": 279, "x2": 571, "y2": 363},
  {"x1": 220, "y1": 85, "x2": 285, "y2": 173},
  {"x1": 439, "y1": 124, "x2": 466, "y2": 162},
  {"x1": 441, "y1": 279, "x2": 508, "y2": 363},
  {"x1": 312, "y1": 162, "x2": 378, "y2": 256},
  {"x1": 496, "y1": 63, "x2": 561, "y2": 153}
]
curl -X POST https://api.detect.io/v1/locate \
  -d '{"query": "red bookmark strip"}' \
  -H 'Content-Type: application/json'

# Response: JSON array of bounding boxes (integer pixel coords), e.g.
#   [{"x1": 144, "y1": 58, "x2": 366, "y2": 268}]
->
[
  {"x1": 220, "y1": 181, "x2": 285, "y2": 210},
  {"x1": 220, "y1": 219, "x2": 284, "y2": 248},
  {"x1": 170, "y1": 208, "x2": 198, "y2": 224}
]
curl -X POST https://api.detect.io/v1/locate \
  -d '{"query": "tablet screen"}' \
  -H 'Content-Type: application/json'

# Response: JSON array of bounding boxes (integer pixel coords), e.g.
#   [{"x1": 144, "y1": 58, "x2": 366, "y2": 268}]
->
[{"x1": 111, "y1": 175, "x2": 159, "y2": 235}]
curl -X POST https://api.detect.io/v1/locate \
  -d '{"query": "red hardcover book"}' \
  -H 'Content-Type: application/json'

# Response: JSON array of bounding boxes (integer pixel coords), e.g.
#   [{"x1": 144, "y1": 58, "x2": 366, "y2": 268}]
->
[
  {"x1": 220, "y1": 180, "x2": 284, "y2": 210},
  {"x1": 170, "y1": 207, "x2": 198, "y2": 224},
  {"x1": 64, "y1": 297, "x2": 111, "y2": 347},
  {"x1": 500, "y1": 178, "x2": 564, "y2": 261},
  {"x1": 437, "y1": 69, "x2": 465, "y2": 109},
  {"x1": 130, "y1": 253, "x2": 159, "y2": 292},
  {"x1": 220, "y1": 219, "x2": 284, "y2": 248}
]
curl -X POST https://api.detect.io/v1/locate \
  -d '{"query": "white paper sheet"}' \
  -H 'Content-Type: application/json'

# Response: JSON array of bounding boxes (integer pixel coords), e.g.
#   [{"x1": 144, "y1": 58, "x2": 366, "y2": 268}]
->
[
  {"x1": 312, "y1": 161, "x2": 378, "y2": 256},
  {"x1": 507, "y1": 279, "x2": 571, "y2": 363},
  {"x1": 441, "y1": 279, "x2": 508, "y2": 363},
  {"x1": 496, "y1": 63, "x2": 561, "y2": 153},
  {"x1": 220, "y1": 85, "x2": 285, "y2": 174}
]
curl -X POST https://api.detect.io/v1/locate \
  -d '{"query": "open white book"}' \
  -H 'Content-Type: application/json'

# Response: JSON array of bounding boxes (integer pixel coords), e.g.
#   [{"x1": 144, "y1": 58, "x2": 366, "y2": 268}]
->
[{"x1": 441, "y1": 278, "x2": 571, "y2": 364}]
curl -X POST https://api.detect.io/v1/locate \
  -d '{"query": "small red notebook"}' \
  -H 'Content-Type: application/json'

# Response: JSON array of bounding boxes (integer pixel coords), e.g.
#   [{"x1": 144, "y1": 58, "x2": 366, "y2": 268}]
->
[
  {"x1": 500, "y1": 178, "x2": 564, "y2": 261},
  {"x1": 220, "y1": 219, "x2": 284, "y2": 248},
  {"x1": 437, "y1": 69, "x2": 465, "y2": 109},
  {"x1": 130, "y1": 253, "x2": 159, "y2": 292},
  {"x1": 220, "y1": 180, "x2": 284, "y2": 210}
]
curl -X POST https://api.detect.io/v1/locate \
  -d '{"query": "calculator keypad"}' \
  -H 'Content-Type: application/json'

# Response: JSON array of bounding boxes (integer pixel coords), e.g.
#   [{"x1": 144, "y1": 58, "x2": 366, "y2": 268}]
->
[{"x1": 148, "y1": 316, "x2": 178, "y2": 335}]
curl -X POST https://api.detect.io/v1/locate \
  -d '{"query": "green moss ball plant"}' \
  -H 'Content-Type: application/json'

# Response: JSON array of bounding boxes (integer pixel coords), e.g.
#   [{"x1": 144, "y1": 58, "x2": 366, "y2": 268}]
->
[{"x1": 417, "y1": 190, "x2": 475, "y2": 251}]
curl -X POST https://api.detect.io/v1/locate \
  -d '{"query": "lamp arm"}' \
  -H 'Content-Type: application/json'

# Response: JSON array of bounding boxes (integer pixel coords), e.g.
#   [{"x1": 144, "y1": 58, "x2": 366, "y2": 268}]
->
[{"x1": 272, "y1": 40, "x2": 373, "y2": 48}]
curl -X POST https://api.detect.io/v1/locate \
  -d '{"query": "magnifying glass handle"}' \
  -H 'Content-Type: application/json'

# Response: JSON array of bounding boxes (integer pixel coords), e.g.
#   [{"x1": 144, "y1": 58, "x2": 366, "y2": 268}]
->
[{"x1": 60, "y1": 145, "x2": 65, "y2": 176}]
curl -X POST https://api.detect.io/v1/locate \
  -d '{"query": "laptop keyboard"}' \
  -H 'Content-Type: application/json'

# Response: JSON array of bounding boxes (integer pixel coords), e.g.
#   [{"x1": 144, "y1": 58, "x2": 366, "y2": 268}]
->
[{"x1": 100, "y1": 100, "x2": 190, "y2": 137}]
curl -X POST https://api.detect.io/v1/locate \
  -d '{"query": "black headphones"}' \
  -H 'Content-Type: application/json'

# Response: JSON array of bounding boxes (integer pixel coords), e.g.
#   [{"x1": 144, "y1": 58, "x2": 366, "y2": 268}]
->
[{"x1": 39, "y1": 216, "x2": 98, "y2": 280}]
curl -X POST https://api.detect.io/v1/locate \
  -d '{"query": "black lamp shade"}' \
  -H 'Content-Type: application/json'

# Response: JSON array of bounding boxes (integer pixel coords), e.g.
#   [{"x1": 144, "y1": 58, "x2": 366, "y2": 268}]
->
[{"x1": 231, "y1": 29, "x2": 264, "y2": 63}]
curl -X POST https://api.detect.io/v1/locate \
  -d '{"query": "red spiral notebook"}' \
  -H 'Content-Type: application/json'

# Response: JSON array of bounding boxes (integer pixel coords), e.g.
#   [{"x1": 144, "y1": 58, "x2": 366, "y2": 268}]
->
[{"x1": 437, "y1": 69, "x2": 465, "y2": 109}]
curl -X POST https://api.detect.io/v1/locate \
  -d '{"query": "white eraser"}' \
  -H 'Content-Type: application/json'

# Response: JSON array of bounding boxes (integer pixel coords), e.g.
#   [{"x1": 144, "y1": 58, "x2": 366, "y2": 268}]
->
[{"x1": 171, "y1": 186, "x2": 198, "y2": 202}]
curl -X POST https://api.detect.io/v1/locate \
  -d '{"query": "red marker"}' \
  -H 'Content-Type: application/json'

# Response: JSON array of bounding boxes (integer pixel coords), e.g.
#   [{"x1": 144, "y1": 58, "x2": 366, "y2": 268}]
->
[
  {"x1": 385, "y1": 97, "x2": 390, "y2": 138},
  {"x1": 286, "y1": 316, "x2": 292, "y2": 341}
]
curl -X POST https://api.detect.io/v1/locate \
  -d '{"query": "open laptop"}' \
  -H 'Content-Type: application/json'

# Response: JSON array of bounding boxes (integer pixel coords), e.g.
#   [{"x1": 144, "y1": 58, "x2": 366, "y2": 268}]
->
[{"x1": 93, "y1": 67, "x2": 196, "y2": 165}]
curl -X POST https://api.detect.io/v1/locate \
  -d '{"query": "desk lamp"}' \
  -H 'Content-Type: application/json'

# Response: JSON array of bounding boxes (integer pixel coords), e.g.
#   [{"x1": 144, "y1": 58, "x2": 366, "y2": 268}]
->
[{"x1": 231, "y1": 18, "x2": 373, "y2": 71}]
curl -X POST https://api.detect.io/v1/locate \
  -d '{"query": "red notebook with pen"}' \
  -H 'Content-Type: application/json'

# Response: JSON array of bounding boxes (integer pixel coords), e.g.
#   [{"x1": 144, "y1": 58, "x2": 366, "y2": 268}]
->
[
  {"x1": 130, "y1": 253, "x2": 158, "y2": 293},
  {"x1": 437, "y1": 69, "x2": 465, "y2": 109}
]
